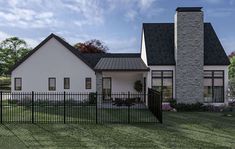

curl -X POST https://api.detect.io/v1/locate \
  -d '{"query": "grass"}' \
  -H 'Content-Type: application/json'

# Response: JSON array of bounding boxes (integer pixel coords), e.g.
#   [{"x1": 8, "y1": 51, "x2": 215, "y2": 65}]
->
[
  {"x1": 2, "y1": 103, "x2": 157, "y2": 123},
  {"x1": 0, "y1": 112, "x2": 234, "y2": 149}
]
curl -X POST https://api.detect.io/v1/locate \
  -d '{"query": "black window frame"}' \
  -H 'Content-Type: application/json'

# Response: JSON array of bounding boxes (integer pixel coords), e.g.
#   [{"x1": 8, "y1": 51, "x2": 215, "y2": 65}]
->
[
  {"x1": 64, "y1": 78, "x2": 70, "y2": 89},
  {"x1": 48, "y1": 77, "x2": 56, "y2": 91},
  {"x1": 151, "y1": 70, "x2": 173, "y2": 101},
  {"x1": 85, "y1": 78, "x2": 92, "y2": 89},
  {"x1": 14, "y1": 77, "x2": 22, "y2": 91},
  {"x1": 204, "y1": 70, "x2": 224, "y2": 103}
]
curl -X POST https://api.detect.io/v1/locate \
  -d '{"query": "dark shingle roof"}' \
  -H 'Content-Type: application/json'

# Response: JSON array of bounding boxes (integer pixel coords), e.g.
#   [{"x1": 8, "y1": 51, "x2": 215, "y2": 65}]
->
[
  {"x1": 94, "y1": 57, "x2": 149, "y2": 71},
  {"x1": 143, "y1": 23, "x2": 230, "y2": 65}
]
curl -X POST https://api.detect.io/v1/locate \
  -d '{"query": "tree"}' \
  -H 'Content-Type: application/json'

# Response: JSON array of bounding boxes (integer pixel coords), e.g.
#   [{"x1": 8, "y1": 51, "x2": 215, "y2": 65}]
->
[
  {"x1": 229, "y1": 56, "x2": 235, "y2": 79},
  {"x1": 0, "y1": 37, "x2": 31, "y2": 75},
  {"x1": 228, "y1": 51, "x2": 235, "y2": 59},
  {"x1": 74, "y1": 39, "x2": 109, "y2": 53}
]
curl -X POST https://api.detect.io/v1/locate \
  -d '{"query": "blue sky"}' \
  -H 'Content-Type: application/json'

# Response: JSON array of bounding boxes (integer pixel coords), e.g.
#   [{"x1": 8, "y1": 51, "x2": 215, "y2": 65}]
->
[{"x1": 0, "y1": 0, "x2": 234, "y2": 54}]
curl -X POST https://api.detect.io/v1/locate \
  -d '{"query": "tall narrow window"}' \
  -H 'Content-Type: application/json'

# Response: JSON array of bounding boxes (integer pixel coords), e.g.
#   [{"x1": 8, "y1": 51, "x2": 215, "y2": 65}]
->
[
  {"x1": 85, "y1": 78, "x2": 92, "y2": 89},
  {"x1": 48, "y1": 78, "x2": 56, "y2": 91},
  {"x1": 14, "y1": 78, "x2": 22, "y2": 91},
  {"x1": 64, "y1": 78, "x2": 70, "y2": 89},
  {"x1": 204, "y1": 70, "x2": 224, "y2": 103},
  {"x1": 152, "y1": 70, "x2": 173, "y2": 102}
]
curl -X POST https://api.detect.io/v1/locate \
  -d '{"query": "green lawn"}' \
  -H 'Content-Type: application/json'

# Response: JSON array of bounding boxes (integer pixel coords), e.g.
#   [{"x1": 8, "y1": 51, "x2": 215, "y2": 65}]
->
[{"x1": 0, "y1": 112, "x2": 234, "y2": 149}]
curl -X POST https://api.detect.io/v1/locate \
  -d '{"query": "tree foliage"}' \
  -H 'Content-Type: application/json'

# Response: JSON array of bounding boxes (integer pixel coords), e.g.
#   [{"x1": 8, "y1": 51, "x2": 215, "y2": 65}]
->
[
  {"x1": 229, "y1": 56, "x2": 235, "y2": 79},
  {"x1": 0, "y1": 37, "x2": 31, "y2": 75},
  {"x1": 74, "y1": 39, "x2": 108, "y2": 53}
]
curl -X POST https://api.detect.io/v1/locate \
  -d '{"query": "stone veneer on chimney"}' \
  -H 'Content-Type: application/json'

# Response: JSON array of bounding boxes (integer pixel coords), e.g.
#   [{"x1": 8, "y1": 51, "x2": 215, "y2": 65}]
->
[{"x1": 175, "y1": 7, "x2": 204, "y2": 103}]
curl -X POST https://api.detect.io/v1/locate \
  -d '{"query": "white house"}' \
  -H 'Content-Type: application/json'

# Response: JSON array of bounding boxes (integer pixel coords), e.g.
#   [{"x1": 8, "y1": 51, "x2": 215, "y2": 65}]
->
[{"x1": 9, "y1": 7, "x2": 230, "y2": 104}]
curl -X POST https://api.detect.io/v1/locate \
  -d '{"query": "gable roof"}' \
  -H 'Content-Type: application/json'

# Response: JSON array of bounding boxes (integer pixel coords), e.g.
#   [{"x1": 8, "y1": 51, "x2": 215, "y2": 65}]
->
[
  {"x1": 143, "y1": 23, "x2": 230, "y2": 66},
  {"x1": 8, "y1": 33, "x2": 94, "y2": 73},
  {"x1": 94, "y1": 57, "x2": 149, "y2": 71},
  {"x1": 9, "y1": 34, "x2": 142, "y2": 73}
]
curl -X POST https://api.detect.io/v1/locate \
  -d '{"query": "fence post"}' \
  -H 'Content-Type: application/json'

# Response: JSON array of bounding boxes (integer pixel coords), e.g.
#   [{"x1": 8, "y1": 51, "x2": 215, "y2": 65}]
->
[
  {"x1": 64, "y1": 91, "x2": 66, "y2": 124},
  {"x1": 32, "y1": 91, "x2": 34, "y2": 124},
  {"x1": 95, "y1": 92, "x2": 98, "y2": 124},
  {"x1": 1, "y1": 91, "x2": 2, "y2": 124},
  {"x1": 128, "y1": 91, "x2": 130, "y2": 124}
]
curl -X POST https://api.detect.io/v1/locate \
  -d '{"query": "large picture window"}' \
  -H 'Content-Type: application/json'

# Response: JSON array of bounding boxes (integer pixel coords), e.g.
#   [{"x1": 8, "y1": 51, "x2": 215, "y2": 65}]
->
[
  {"x1": 204, "y1": 70, "x2": 224, "y2": 103},
  {"x1": 14, "y1": 78, "x2": 22, "y2": 91},
  {"x1": 152, "y1": 70, "x2": 173, "y2": 102},
  {"x1": 48, "y1": 78, "x2": 56, "y2": 91}
]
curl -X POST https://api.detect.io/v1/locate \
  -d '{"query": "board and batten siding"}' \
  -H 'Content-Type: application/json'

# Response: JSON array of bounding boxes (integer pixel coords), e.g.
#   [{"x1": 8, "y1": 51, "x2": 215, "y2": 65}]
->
[{"x1": 11, "y1": 37, "x2": 96, "y2": 92}]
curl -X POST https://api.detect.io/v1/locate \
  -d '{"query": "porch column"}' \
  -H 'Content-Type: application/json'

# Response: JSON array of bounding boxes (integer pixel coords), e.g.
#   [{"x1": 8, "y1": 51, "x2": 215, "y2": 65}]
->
[{"x1": 96, "y1": 72, "x2": 102, "y2": 107}]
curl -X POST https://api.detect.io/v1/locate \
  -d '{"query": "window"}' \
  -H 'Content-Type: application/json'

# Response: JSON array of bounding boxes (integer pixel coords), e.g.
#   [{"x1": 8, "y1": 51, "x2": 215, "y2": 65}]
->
[
  {"x1": 152, "y1": 70, "x2": 173, "y2": 102},
  {"x1": 14, "y1": 78, "x2": 22, "y2": 91},
  {"x1": 48, "y1": 78, "x2": 56, "y2": 91},
  {"x1": 85, "y1": 78, "x2": 92, "y2": 89},
  {"x1": 64, "y1": 78, "x2": 70, "y2": 89},
  {"x1": 204, "y1": 70, "x2": 224, "y2": 103}
]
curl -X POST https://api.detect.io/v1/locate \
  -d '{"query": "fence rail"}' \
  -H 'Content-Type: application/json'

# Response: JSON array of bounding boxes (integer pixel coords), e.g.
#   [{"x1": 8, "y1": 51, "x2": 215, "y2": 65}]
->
[{"x1": 0, "y1": 90, "x2": 162, "y2": 124}]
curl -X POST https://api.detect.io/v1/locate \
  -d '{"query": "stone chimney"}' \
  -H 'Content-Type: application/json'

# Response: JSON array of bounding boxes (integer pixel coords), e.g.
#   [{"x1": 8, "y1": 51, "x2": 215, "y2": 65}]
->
[{"x1": 175, "y1": 7, "x2": 204, "y2": 103}]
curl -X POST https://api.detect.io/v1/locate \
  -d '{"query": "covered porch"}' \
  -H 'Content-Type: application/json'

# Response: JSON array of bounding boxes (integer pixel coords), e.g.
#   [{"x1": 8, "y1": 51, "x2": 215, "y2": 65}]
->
[{"x1": 94, "y1": 57, "x2": 149, "y2": 103}]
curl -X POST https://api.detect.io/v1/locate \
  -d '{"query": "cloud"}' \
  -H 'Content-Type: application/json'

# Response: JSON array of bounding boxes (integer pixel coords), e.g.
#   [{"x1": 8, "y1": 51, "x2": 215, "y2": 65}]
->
[
  {"x1": 65, "y1": 0, "x2": 104, "y2": 27},
  {"x1": 125, "y1": 10, "x2": 138, "y2": 21}
]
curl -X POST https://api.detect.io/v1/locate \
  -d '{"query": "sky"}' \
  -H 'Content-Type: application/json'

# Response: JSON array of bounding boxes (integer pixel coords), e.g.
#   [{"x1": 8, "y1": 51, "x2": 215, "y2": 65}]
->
[{"x1": 0, "y1": 0, "x2": 234, "y2": 54}]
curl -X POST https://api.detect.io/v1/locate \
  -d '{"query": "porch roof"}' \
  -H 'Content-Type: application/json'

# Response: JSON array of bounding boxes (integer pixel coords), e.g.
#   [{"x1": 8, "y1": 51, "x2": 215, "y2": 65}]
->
[{"x1": 94, "y1": 57, "x2": 149, "y2": 71}]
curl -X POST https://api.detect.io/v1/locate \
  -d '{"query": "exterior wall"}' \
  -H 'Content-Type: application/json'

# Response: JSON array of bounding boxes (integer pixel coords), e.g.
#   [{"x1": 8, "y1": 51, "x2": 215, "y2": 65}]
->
[
  {"x1": 204, "y1": 65, "x2": 229, "y2": 105},
  {"x1": 147, "y1": 66, "x2": 176, "y2": 99},
  {"x1": 175, "y1": 11, "x2": 204, "y2": 103},
  {"x1": 11, "y1": 37, "x2": 96, "y2": 92},
  {"x1": 140, "y1": 31, "x2": 148, "y2": 65},
  {"x1": 102, "y1": 72, "x2": 144, "y2": 93}
]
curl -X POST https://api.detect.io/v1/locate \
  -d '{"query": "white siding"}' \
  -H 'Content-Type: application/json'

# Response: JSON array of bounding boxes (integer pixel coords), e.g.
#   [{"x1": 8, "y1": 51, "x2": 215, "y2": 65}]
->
[
  {"x1": 102, "y1": 72, "x2": 144, "y2": 93},
  {"x1": 11, "y1": 37, "x2": 96, "y2": 92},
  {"x1": 140, "y1": 31, "x2": 148, "y2": 65}
]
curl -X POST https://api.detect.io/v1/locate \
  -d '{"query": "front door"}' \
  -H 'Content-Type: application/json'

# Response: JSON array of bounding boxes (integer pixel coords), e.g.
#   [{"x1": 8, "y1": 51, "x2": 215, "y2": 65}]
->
[{"x1": 102, "y1": 77, "x2": 111, "y2": 101}]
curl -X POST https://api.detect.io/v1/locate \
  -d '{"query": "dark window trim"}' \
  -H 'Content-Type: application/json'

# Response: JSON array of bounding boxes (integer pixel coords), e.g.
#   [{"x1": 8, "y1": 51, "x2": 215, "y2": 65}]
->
[
  {"x1": 85, "y1": 78, "x2": 92, "y2": 89},
  {"x1": 48, "y1": 77, "x2": 56, "y2": 91},
  {"x1": 64, "y1": 78, "x2": 70, "y2": 89},
  {"x1": 151, "y1": 70, "x2": 173, "y2": 101},
  {"x1": 204, "y1": 70, "x2": 224, "y2": 103},
  {"x1": 14, "y1": 77, "x2": 22, "y2": 91}
]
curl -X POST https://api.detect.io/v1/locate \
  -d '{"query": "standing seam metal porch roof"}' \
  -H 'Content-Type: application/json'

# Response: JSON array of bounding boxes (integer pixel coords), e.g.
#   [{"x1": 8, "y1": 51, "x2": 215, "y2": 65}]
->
[{"x1": 94, "y1": 57, "x2": 149, "y2": 71}]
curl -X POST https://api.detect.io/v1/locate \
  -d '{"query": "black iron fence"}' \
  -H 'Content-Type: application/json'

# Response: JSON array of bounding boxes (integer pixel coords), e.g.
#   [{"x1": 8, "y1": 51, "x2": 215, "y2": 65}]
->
[{"x1": 0, "y1": 90, "x2": 162, "y2": 124}]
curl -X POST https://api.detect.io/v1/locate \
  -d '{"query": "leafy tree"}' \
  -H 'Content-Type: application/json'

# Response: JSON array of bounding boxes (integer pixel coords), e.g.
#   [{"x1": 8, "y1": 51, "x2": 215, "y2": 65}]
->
[
  {"x1": 228, "y1": 51, "x2": 235, "y2": 59},
  {"x1": 74, "y1": 39, "x2": 109, "y2": 53},
  {"x1": 0, "y1": 37, "x2": 31, "y2": 75},
  {"x1": 229, "y1": 56, "x2": 235, "y2": 79}
]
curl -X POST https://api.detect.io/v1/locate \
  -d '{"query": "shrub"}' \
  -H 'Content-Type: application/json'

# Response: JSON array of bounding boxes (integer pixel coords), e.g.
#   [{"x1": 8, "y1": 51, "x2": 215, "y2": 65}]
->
[
  {"x1": 134, "y1": 80, "x2": 143, "y2": 93},
  {"x1": 88, "y1": 92, "x2": 96, "y2": 104},
  {"x1": 168, "y1": 99, "x2": 203, "y2": 112}
]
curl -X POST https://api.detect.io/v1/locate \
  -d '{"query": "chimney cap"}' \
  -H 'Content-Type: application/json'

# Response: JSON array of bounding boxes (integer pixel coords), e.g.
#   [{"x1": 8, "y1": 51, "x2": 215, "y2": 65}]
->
[{"x1": 176, "y1": 7, "x2": 202, "y2": 12}]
